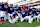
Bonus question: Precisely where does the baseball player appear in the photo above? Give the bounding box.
[33,10,40,22]
[0,3,5,24]
[9,10,19,24]
[20,9,33,23]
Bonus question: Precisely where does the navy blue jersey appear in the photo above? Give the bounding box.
[34,11,40,16]
[25,12,29,16]
[32,8,36,11]
[1,4,4,8]
[12,12,18,18]
[4,5,8,9]
[29,9,32,12]
[0,5,5,11]
[32,8,36,13]
[29,13,34,17]
[8,7,14,14]
[21,11,26,18]
[14,7,19,11]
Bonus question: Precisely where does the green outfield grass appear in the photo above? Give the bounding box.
[0,20,40,27]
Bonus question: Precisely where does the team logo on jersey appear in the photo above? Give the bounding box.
[4,5,8,8]
[36,12,39,14]
[10,8,13,10]
[0,6,1,9]
[33,9,35,11]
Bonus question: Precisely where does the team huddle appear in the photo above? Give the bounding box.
[0,2,40,24]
